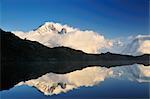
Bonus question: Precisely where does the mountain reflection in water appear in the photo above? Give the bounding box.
[0,64,149,99]
[0,78,149,99]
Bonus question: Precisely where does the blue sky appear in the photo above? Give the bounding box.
[0,0,149,38]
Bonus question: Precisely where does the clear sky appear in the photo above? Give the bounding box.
[0,0,149,38]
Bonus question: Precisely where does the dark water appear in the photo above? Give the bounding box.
[0,78,149,99]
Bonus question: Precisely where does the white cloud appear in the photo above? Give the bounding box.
[138,40,150,54]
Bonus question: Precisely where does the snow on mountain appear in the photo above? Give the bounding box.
[122,35,150,56]
[34,22,58,33]
[13,22,150,55]
[13,22,113,53]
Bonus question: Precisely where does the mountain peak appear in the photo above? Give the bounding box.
[34,22,67,34]
[34,22,58,33]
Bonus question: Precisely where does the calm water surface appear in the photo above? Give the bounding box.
[0,78,149,99]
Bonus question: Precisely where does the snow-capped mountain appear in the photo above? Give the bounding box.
[34,22,58,33]
[13,22,150,55]
[13,22,113,53]
[122,35,150,56]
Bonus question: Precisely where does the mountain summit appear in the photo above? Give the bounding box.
[35,22,57,33]
[34,22,67,34]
